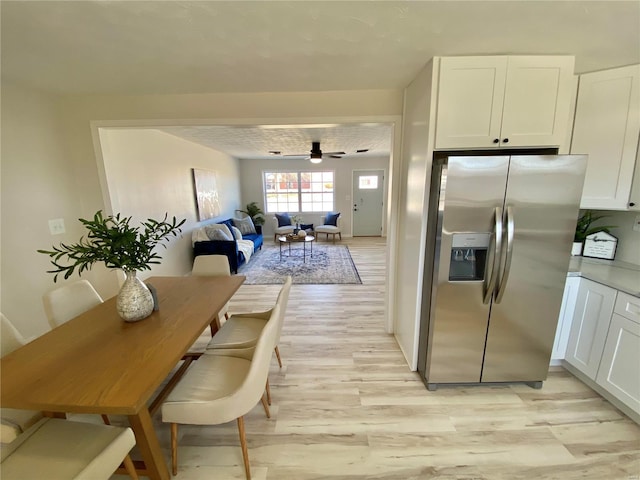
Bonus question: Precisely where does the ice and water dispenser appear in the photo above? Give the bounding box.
[448,233,490,281]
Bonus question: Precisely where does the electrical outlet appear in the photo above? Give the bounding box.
[633,214,640,233]
[48,218,66,235]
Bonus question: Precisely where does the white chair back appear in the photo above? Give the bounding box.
[275,276,292,341]
[232,303,281,416]
[191,255,231,277]
[1,314,26,357]
[43,279,103,328]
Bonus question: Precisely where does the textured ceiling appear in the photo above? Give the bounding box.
[159,123,393,160]
[3,1,638,160]
[2,1,639,96]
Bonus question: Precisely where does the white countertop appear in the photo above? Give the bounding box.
[568,256,640,297]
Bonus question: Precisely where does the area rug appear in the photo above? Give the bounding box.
[238,243,362,285]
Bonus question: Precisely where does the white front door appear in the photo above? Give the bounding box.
[352,170,384,236]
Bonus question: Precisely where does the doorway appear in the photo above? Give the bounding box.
[352,169,384,236]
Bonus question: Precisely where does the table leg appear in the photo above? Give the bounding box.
[303,241,306,263]
[279,241,282,260]
[128,407,170,480]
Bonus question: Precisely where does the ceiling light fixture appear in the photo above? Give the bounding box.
[309,152,322,164]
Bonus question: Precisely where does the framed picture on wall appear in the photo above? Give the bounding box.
[192,168,221,221]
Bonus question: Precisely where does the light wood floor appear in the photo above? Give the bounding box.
[118,237,640,479]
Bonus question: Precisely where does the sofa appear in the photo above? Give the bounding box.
[193,218,263,273]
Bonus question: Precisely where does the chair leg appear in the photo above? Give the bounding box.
[260,393,271,418]
[101,415,138,480]
[171,423,178,476]
[274,345,283,368]
[237,417,251,480]
[123,455,139,480]
[265,378,272,405]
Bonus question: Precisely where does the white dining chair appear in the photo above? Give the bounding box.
[205,276,291,365]
[162,304,281,479]
[0,417,137,480]
[191,255,232,331]
[0,313,43,445]
[205,276,291,408]
[39,284,139,478]
[42,279,103,328]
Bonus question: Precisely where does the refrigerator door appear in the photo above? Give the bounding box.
[482,155,587,382]
[426,156,509,384]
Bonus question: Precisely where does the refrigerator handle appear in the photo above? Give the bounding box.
[482,207,502,304]
[495,205,514,304]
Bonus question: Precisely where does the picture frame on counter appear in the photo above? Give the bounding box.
[582,231,618,260]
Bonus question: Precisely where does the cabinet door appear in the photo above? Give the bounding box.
[501,56,574,147]
[435,56,507,149]
[596,313,640,413]
[551,276,581,361]
[572,64,640,210]
[565,279,617,379]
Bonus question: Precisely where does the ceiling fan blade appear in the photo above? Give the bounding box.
[324,151,346,155]
[329,154,343,158]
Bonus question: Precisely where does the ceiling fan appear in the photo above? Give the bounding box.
[269,141,369,164]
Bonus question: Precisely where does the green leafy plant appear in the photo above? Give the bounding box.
[38,211,186,281]
[574,210,616,243]
[236,201,265,226]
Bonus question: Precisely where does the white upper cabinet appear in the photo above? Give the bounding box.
[435,56,574,150]
[571,64,640,210]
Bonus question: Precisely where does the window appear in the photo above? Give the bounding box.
[358,175,379,189]
[264,171,334,213]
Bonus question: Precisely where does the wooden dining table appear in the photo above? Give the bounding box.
[0,274,245,480]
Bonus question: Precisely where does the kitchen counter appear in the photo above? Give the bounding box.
[568,256,640,297]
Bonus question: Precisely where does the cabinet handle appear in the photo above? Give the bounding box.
[630,202,636,207]
[502,138,509,143]
[493,139,499,144]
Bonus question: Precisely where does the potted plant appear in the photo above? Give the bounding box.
[38,211,185,322]
[573,210,616,256]
[236,201,265,226]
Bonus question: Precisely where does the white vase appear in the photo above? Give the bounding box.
[571,242,583,256]
[117,270,154,322]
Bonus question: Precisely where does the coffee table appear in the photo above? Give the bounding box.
[278,235,315,263]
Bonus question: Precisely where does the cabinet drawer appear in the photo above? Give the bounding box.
[614,292,640,324]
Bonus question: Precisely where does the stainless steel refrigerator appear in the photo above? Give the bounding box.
[418,154,587,390]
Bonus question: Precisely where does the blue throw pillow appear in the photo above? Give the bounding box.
[275,213,292,227]
[324,212,340,226]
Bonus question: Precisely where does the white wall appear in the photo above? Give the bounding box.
[1,86,402,337]
[0,83,88,338]
[394,60,438,370]
[238,155,390,240]
[598,210,640,265]
[98,128,241,281]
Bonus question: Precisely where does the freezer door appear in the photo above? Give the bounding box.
[482,155,587,382]
[426,156,509,384]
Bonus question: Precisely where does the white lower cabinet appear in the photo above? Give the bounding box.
[565,278,617,379]
[596,313,640,412]
[551,276,581,361]
[563,279,640,422]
